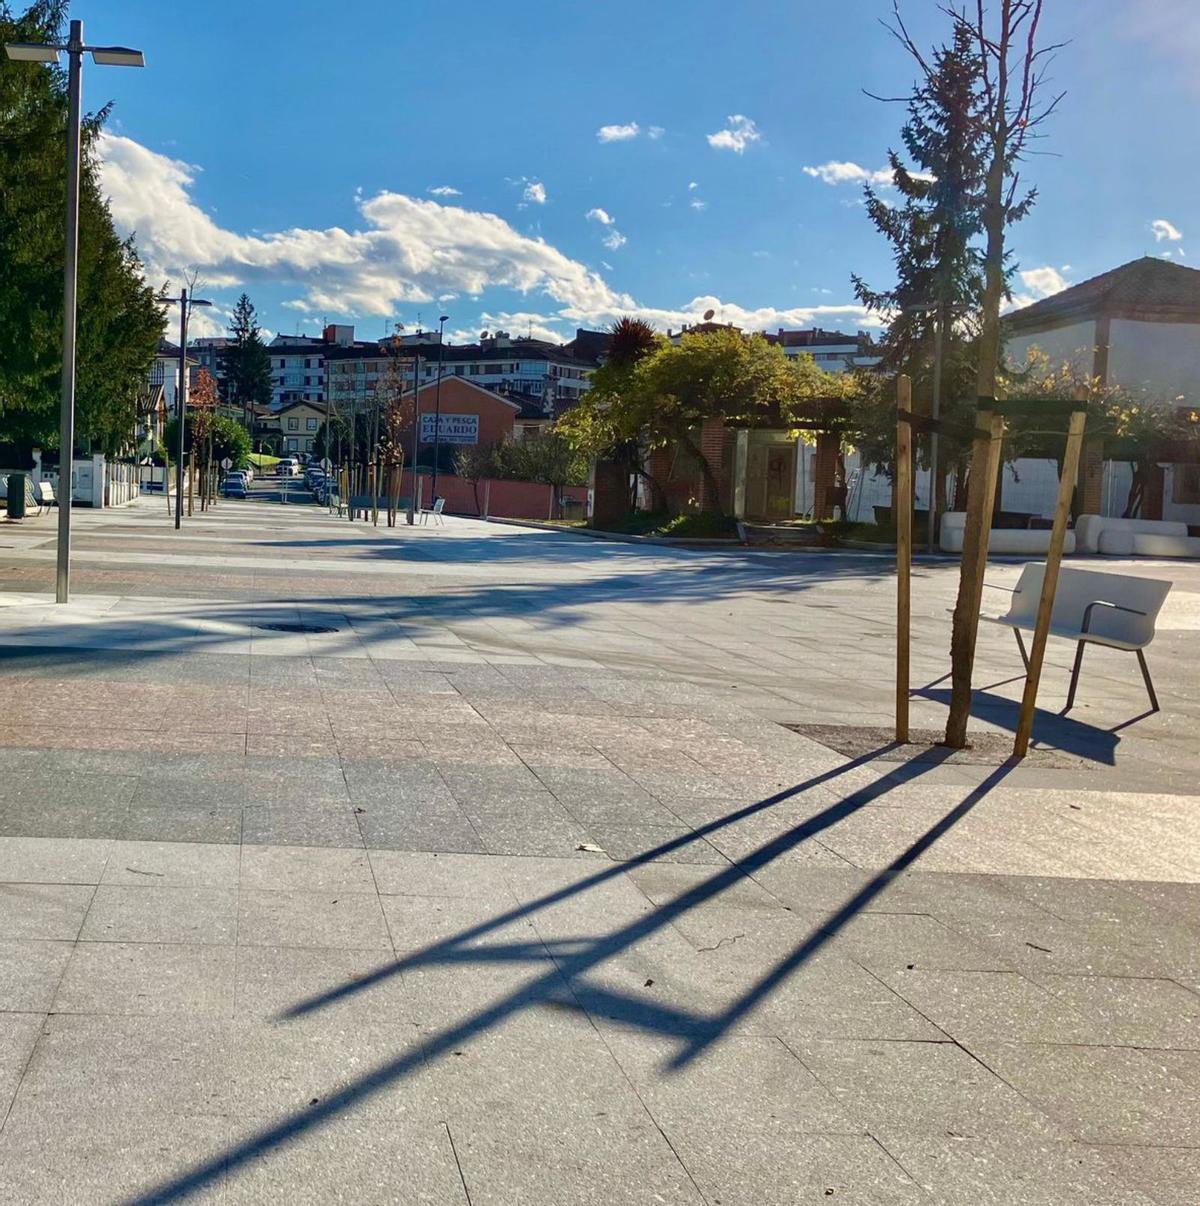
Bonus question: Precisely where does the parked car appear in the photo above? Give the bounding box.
[220,475,247,498]
[277,458,302,476]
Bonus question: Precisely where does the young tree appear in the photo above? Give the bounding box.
[219,294,273,426]
[511,432,588,519]
[938,0,1064,748]
[454,443,500,515]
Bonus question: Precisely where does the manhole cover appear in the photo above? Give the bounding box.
[784,724,1080,768]
[252,622,340,635]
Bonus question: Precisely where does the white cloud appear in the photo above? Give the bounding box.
[1152,217,1183,242]
[1007,265,1072,311]
[689,198,707,211]
[803,161,893,186]
[523,180,547,205]
[706,114,761,154]
[602,229,627,251]
[647,126,665,140]
[596,122,640,142]
[585,207,615,226]
[98,131,882,339]
[687,181,699,190]
[428,185,461,197]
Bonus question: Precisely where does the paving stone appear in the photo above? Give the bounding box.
[51,941,236,1016]
[0,1102,230,1206]
[586,822,729,865]
[968,1041,1200,1146]
[242,802,364,848]
[80,885,237,945]
[793,1038,1063,1141]
[368,850,518,900]
[0,883,94,940]
[238,888,392,950]
[0,1012,43,1117]
[884,1134,1160,1205]
[1088,1143,1200,1206]
[101,840,239,887]
[0,939,74,1011]
[666,1128,924,1206]
[356,803,484,854]
[1029,973,1200,1048]
[240,844,375,893]
[117,803,244,844]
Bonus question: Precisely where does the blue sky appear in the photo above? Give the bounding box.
[89,0,1197,345]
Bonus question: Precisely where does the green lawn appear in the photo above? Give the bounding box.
[248,453,280,470]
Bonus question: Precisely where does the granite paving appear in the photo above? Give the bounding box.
[0,494,1197,1203]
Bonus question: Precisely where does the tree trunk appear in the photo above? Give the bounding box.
[945,148,1007,749]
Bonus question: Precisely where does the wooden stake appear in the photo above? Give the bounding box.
[895,374,913,743]
[945,399,1006,748]
[1013,400,1088,757]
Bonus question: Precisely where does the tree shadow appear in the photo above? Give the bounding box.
[127,746,1014,1205]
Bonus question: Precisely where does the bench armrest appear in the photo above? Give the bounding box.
[983,581,1018,594]
[1081,599,1147,633]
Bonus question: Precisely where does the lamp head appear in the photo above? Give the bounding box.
[4,42,61,63]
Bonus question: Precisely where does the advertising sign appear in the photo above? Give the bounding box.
[420,413,479,445]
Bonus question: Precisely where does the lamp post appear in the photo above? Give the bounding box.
[408,344,421,525]
[429,315,449,502]
[158,289,212,529]
[5,21,144,603]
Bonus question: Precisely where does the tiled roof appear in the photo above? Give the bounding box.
[1007,256,1200,330]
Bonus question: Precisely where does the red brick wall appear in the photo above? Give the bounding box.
[811,432,840,520]
[395,469,586,520]
[402,377,521,447]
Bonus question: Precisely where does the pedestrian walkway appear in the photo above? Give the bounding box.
[0,497,1197,1203]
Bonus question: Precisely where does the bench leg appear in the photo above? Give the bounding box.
[1013,628,1030,672]
[1136,649,1160,713]
[1064,641,1086,713]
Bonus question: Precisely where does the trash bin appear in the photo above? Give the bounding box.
[6,472,26,520]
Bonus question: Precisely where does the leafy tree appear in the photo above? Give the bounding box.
[510,432,588,517]
[218,294,273,424]
[0,1,162,458]
[164,412,250,469]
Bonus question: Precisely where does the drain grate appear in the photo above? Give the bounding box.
[252,621,340,635]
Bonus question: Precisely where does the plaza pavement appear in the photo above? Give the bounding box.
[0,492,1197,1204]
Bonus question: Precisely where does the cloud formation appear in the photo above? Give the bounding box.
[98,132,878,338]
[428,185,461,197]
[1007,265,1072,311]
[803,161,893,186]
[596,122,640,142]
[1151,217,1182,242]
[585,207,615,226]
[522,180,547,205]
[706,114,761,153]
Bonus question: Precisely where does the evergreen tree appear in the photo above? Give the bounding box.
[218,293,273,425]
[0,0,162,458]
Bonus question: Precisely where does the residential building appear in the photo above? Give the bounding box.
[188,337,233,391]
[275,401,328,455]
[1006,256,1200,522]
[766,327,881,373]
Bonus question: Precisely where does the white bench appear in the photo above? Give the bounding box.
[1075,514,1197,558]
[36,481,56,511]
[939,511,1075,556]
[985,563,1171,712]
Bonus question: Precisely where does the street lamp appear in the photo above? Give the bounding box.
[5,20,144,602]
[158,289,213,530]
[429,315,449,502]
[901,297,968,553]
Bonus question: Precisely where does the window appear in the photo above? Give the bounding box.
[287,438,298,451]
[305,438,315,451]
[1172,465,1200,505]
[469,364,481,375]
[306,418,318,430]
[454,366,464,376]
[278,359,285,368]
[287,418,299,431]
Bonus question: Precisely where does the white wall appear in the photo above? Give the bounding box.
[1006,320,1096,377]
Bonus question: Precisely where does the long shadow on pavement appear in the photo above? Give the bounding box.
[127,747,1014,1205]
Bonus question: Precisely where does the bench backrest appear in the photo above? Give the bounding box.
[37,481,55,503]
[1004,563,1171,646]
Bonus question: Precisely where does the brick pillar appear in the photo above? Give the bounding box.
[588,458,628,528]
[1077,437,1104,516]
[812,432,840,520]
[697,417,725,511]
[646,446,671,511]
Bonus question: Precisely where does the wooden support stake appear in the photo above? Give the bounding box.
[945,400,1006,748]
[895,374,913,743]
[1013,401,1088,757]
